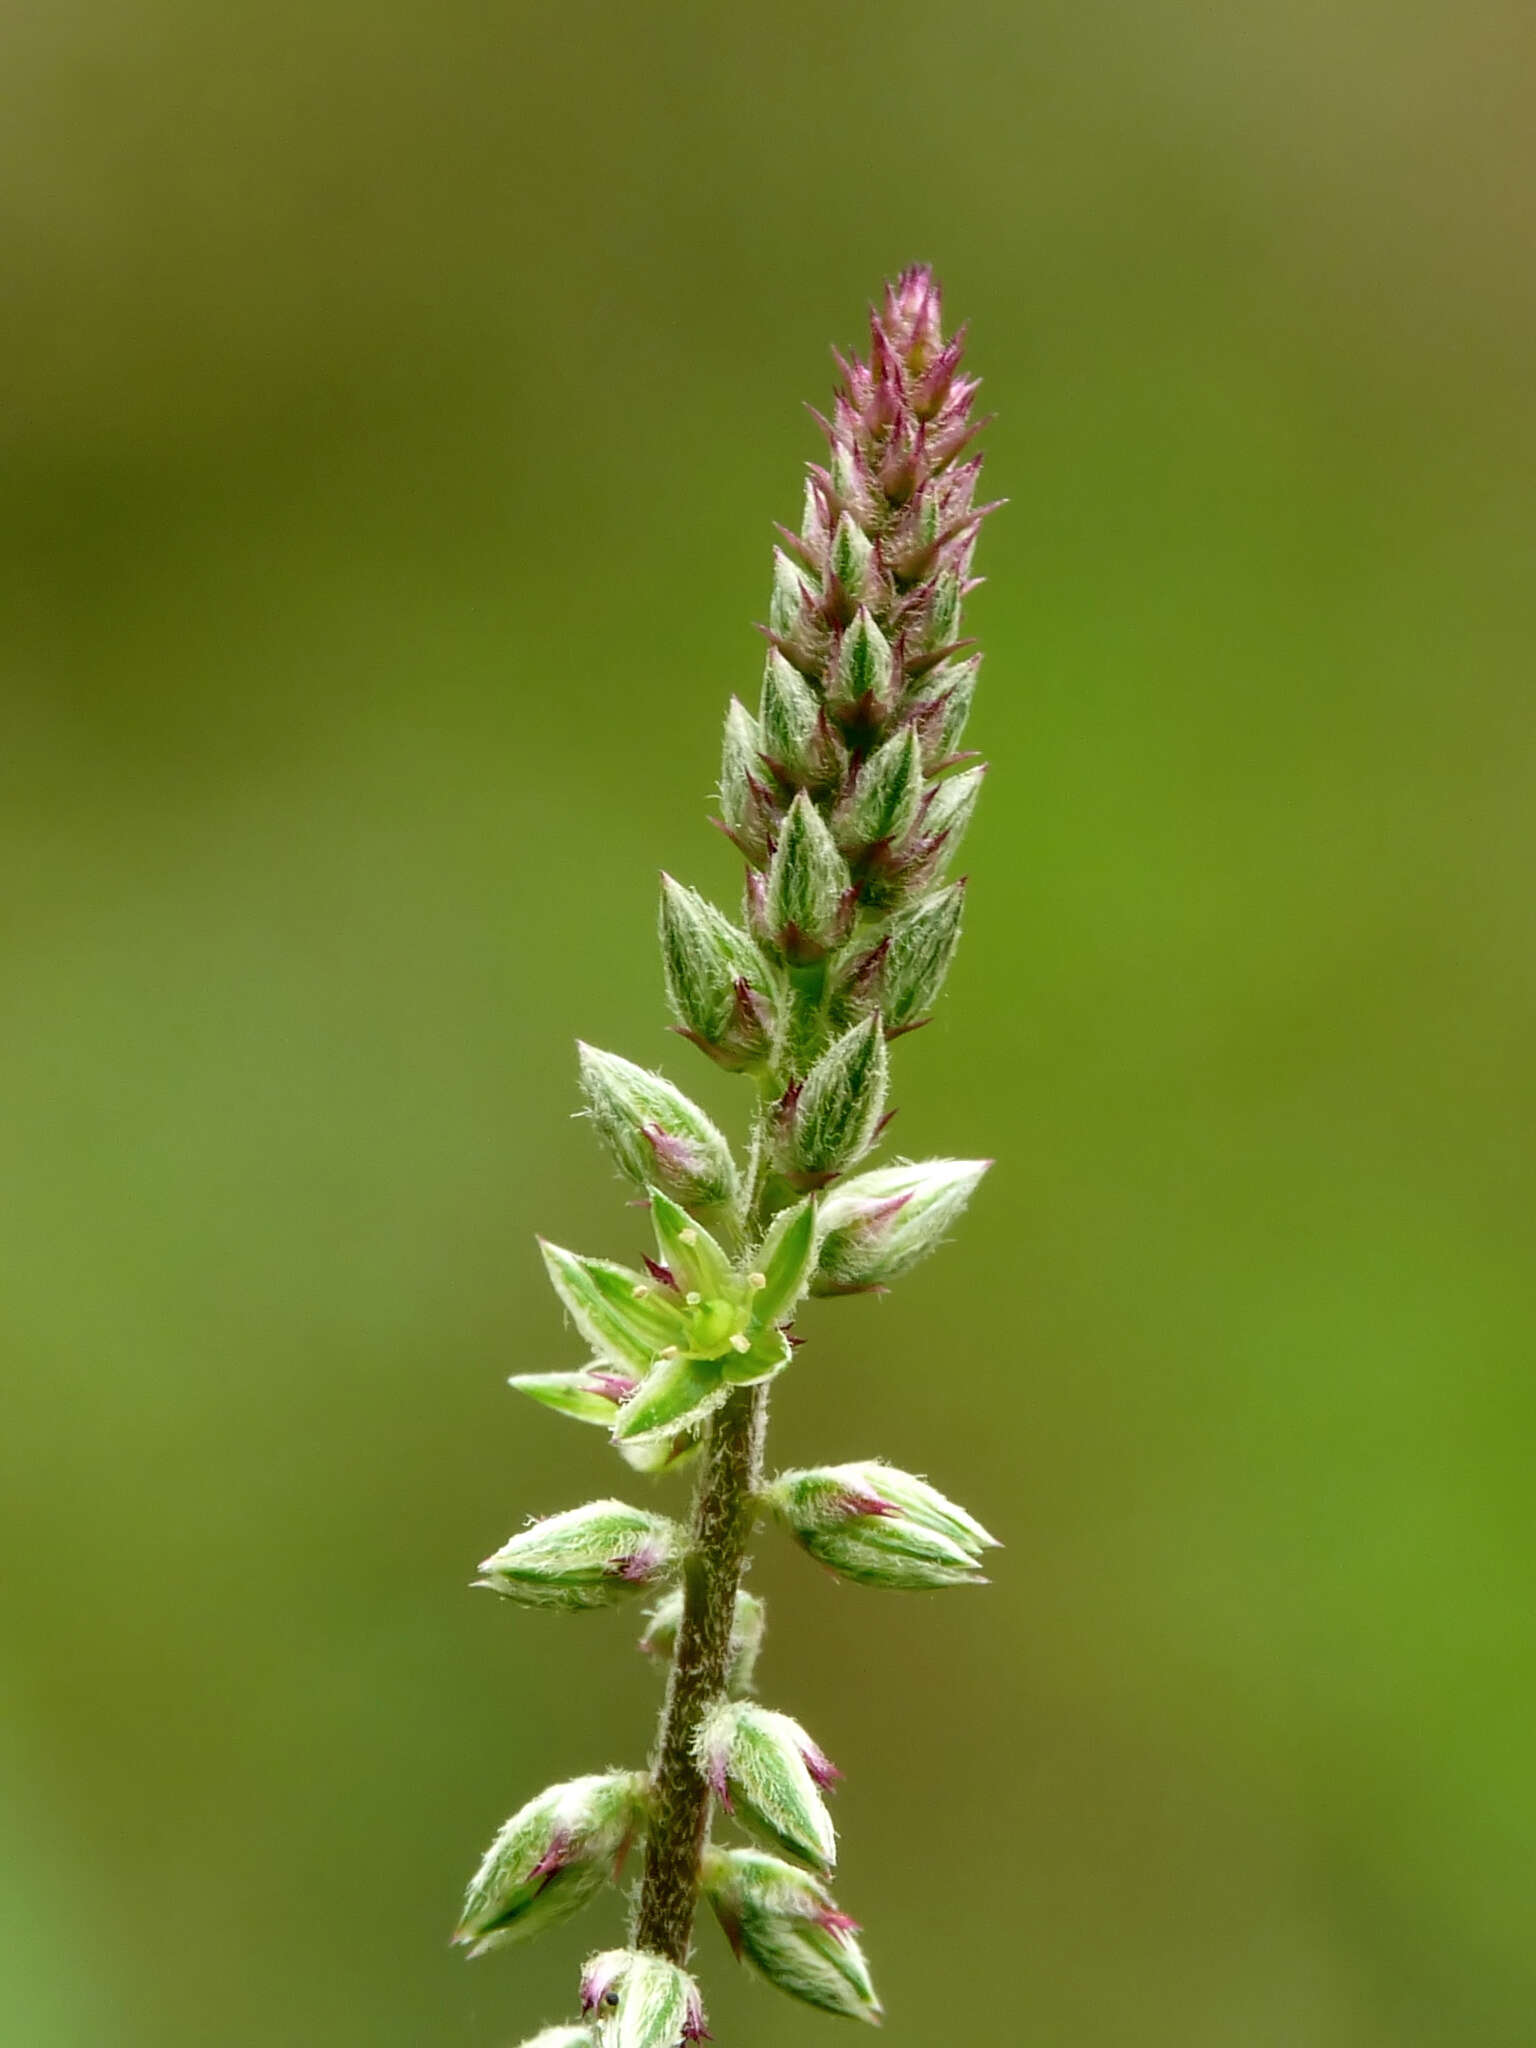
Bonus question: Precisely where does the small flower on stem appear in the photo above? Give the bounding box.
[765,1460,998,1590]
[812,1157,991,1294]
[453,1772,647,1956]
[580,1950,708,2047]
[639,1587,765,1695]
[476,1502,683,1610]
[694,1699,839,1874]
[702,1845,882,2024]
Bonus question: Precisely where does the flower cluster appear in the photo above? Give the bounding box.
[458,267,999,2047]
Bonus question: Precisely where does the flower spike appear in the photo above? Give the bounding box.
[457,267,1000,2041]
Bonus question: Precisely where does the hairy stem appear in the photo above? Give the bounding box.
[633,1379,767,1960]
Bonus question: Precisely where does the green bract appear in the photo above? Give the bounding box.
[457,267,1000,2040]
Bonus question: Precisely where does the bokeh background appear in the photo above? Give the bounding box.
[4,3,1534,2043]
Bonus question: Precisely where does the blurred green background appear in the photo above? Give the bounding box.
[4,3,1533,2042]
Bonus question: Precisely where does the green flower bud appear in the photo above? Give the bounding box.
[658,876,773,1072]
[828,510,877,610]
[476,1501,684,1610]
[833,726,925,856]
[772,1015,888,1189]
[694,1699,839,1874]
[577,1044,738,1211]
[702,1846,881,2025]
[758,649,819,776]
[718,697,779,864]
[906,655,978,769]
[881,880,966,1034]
[826,606,894,721]
[639,1587,765,1694]
[580,1950,707,2047]
[766,1460,997,1590]
[921,760,986,864]
[811,1156,989,1295]
[453,1770,647,1957]
[924,566,962,651]
[757,791,852,966]
[767,547,810,637]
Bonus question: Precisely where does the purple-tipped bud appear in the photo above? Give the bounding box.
[757,262,992,831]
[475,1501,684,1610]
[454,1772,648,1957]
[581,1950,708,2046]
[694,1700,839,1873]
[771,1015,889,1188]
[880,263,944,369]
[766,1460,998,1591]
[659,876,775,1074]
[811,1156,989,1293]
[702,1847,881,2024]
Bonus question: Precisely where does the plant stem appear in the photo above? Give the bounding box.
[632,1380,768,1960]
[634,1062,788,1955]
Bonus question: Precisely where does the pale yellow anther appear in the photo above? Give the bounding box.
[659,1346,680,1360]
[678,1227,699,1246]
[747,1272,767,1290]
[631,1285,649,1300]
[685,1290,702,1307]
[729,1333,752,1354]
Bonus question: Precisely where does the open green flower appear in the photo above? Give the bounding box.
[534,1187,819,1453]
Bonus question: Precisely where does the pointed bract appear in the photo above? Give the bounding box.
[746,1196,820,1327]
[613,1353,731,1446]
[540,1241,690,1371]
[509,1366,640,1426]
[647,1188,735,1301]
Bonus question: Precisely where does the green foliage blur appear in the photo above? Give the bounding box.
[4,4,1533,2042]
